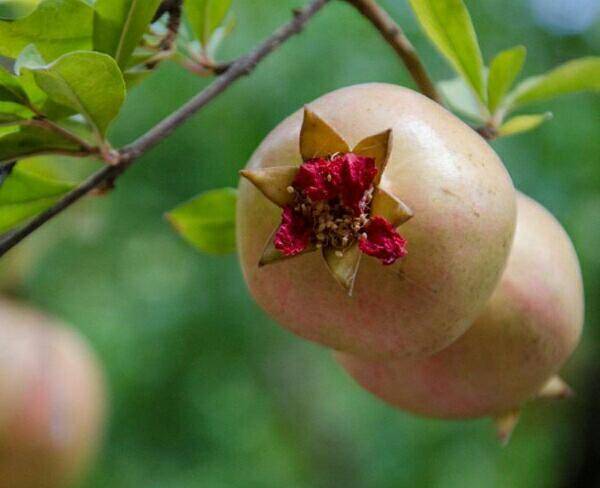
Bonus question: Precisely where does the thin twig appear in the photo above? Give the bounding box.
[146,0,183,69]
[475,125,498,141]
[120,0,330,162]
[152,0,180,22]
[344,0,442,104]
[0,0,331,257]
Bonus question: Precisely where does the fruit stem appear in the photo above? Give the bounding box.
[344,0,443,104]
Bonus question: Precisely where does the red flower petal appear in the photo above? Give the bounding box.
[293,157,342,201]
[339,153,378,215]
[274,206,312,256]
[359,216,407,265]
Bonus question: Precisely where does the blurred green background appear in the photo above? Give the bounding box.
[6,0,600,486]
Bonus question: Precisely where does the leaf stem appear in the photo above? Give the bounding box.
[28,118,98,154]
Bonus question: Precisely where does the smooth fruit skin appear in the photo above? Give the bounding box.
[0,299,106,488]
[238,83,516,359]
[336,193,584,418]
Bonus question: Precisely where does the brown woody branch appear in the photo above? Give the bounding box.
[0,0,331,257]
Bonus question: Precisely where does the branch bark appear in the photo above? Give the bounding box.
[344,0,442,104]
[0,0,331,257]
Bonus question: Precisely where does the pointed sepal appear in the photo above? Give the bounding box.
[493,409,521,446]
[537,376,574,400]
[300,107,350,161]
[322,243,362,296]
[353,129,393,184]
[258,228,317,267]
[240,166,298,208]
[371,188,413,227]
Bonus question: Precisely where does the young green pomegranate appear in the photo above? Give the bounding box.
[0,299,106,488]
[336,192,584,441]
[237,83,516,359]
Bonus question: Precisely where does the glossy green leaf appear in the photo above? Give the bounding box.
[0,0,93,60]
[94,0,162,68]
[409,0,486,102]
[30,51,125,137]
[185,0,233,47]
[510,57,600,108]
[498,112,553,137]
[487,45,526,113]
[13,44,74,119]
[167,187,237,255]
[0,66,29,105]
[0,125,81,162]
[0,164,74,233]
[0,0,39,20]
[438,76,487,122]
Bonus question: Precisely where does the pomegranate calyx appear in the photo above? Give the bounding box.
[371,187,414,227]
[537,375,574,400]
[322,243,363,295]
[300,107,350,161]
[243,108,414,294]
[239,166,297,208]
[494,409,521,446]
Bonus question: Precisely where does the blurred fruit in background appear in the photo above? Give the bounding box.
[0,299,106,488]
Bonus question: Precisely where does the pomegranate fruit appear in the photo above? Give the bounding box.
[237,83,516,358]
[0,299,106,488]
[336,193,584,439]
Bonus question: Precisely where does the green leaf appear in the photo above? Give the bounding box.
[14,44,75,119]
[0,0,93,61]
[408,0,486,102]
[18,153,100,182]
[438,76,487,122]
[0,0,40,20]
[205,11,235,59]
[167,187,237,255]
[510,57,600,108]
[0,112,26,126]
[185,0,233,47]
[94,0,162,68]
[0,66,29,105]
[29,51,125,137]
[498,112,553,137]
[0,164,74,233]
[487,45,526,114]
[0,125,81,162]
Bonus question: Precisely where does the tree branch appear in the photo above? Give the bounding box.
[0,0,331,257]
[344,0,442,104]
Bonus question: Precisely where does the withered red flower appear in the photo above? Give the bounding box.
[274,206,312,255]
[339,153,378,215]
[293,157,342,201]
[359,216,408,265]
[276,155,407,264]
[293,154,377,213]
